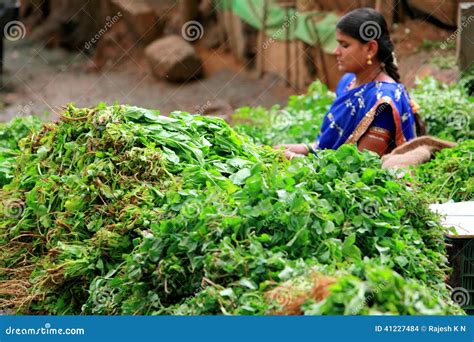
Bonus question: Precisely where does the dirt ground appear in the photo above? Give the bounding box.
[0,19,459,123]
[392,19,459,86]
[0,38,294,122]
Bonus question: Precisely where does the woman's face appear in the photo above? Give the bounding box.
[335,30,372,73]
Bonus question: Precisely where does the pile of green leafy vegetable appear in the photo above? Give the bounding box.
[302,259,459,315]
[0,104,463,315]
[413,140,474,203]
[411,77,474,142]
[0,116,42,187]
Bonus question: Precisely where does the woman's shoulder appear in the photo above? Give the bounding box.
[377,73,396,84]
[373,73,406,90]
[339,73,356,87]
[368,79,410,104]
[336,73,355,96]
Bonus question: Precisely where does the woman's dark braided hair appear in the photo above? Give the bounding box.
[336,7,400,82]
[336,8,426,135]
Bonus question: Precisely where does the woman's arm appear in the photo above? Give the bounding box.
[278,144,309,154]
[274,143,311,160]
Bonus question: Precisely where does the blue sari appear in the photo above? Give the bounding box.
[315,73,416,150]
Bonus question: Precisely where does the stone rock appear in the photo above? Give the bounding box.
[111,0,165,45]
[145,35,202,82]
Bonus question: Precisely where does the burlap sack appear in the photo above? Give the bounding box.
[381,136,457,169]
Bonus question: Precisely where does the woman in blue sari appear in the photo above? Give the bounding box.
[280,8,424,159]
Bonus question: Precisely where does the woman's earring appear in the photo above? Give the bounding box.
[367,56,373,65]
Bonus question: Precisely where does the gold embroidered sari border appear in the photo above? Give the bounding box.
[344,96,406,146]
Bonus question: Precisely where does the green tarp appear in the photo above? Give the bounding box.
[216,0,339,54]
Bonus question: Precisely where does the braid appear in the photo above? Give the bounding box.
[384,59,401,83]
[378,38,426,135]
[377,37,401,83]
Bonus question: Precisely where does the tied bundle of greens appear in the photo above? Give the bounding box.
[413,140,474,203]
[0,103,463,315]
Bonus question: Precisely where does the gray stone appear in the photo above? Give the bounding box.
[145,35,202,82]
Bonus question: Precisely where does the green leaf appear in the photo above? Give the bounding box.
[342,234,361,260]
[361,168,377,184]
[219,288,235,298]
[323,220,335,233]
[239,278,257,290]
[325,164,338,178]
[229,168,251,185]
